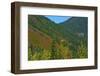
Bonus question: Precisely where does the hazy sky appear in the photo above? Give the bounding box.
[45,16,71,24]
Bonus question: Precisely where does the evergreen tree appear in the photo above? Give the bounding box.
[59,40,72,59]
[77,40,88,58]
[50,39,57,59]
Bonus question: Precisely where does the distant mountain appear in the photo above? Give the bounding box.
[60,17,88,35]
[57,17,88,43]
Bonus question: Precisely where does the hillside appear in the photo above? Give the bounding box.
[28,26,52,50]
[28,15,64,40]
[58,17,88,58]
